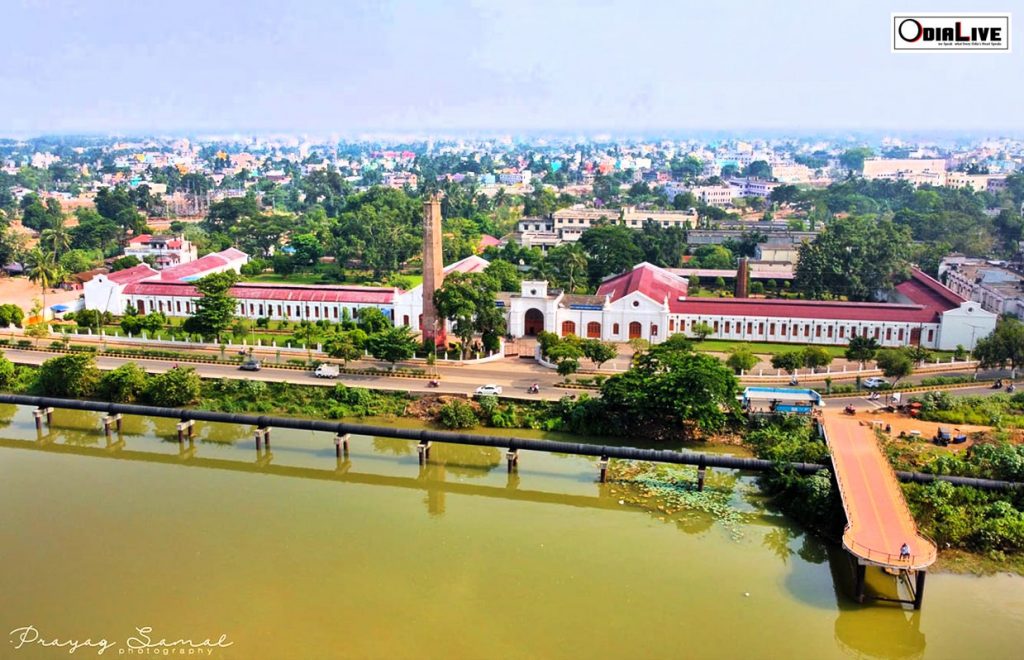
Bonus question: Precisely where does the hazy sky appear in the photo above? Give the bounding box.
[1,0,1019,134]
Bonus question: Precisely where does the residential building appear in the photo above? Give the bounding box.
[123,234,198,270]
[941,257,1024,318]
[862,158,947,186]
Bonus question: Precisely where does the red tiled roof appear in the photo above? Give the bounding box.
[159,248,247,281]
[107,264,158,284]
[669,297,940,323]
[443,255,490,274]
[597,263,689,304]
[128,234,152,244]
[123,281,396,304]
[895,268,965,308]
[477,234,501,247]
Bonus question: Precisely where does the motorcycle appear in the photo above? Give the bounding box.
[528,383,540,394]
[844,405,856,415]
[1008,383,1017,393]
[427,379,440,388]
[992,379,1003,390]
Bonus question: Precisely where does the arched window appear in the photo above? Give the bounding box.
[613,323,620,335]
[628,321,642,339]
[561,320,577,336]
[403,315,410,326]
[586,321,601,338]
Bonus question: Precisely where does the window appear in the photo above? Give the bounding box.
[874,328,880,339]
[137,301,145,314]
[314,307,320,318]
[747,322,753,334]
[176,301,181,313]
[816,325,822,338]
[277,305,282,317]
[586,321,601,338]
[713,321,720,332]
[561,320,576,336]
[769,323,775,335]
[839,326,845,338]
[780,324,787,336]
[650,324,658,336]
[669,320,675,332]
[927,329,934,342]
[403,315,410,326]
[827,326,833,338]
[758,322,764,334]
[333,307,339,319]
[628,321,642,339]
[898,328,904,341]
[886,328,892,341]
[613,323,620,335]
[724,321,730,334]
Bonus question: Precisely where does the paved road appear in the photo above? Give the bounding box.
[3,349,570,401]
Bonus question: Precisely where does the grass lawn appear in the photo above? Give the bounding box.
[243,273,330,285]
[695,340,848,356]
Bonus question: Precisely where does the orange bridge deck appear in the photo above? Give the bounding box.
[821,416,937,570]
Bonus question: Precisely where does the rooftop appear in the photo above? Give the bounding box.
[597,262,689,304]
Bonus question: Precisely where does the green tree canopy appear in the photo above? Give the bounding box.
[182,271,238,341]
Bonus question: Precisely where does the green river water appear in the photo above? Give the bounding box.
[0,404,1022,659]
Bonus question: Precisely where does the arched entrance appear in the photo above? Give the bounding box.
[524,308,544,336]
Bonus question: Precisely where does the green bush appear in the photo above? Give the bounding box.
[37,353,100,397]
[144,367,201,407]
[98,363,149,403]
[0,353,15,389]
[437,399,478,429]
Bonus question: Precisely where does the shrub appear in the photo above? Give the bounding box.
[37,353,100,397]
[437,399,478,429]
[0,353,15,389]
[98,363,149,403]
[144,367,201,407]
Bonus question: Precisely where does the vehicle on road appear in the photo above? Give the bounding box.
[239,359,262,372]
[475,384,503,396]
[862,377,889,389]
[313,364,340,379]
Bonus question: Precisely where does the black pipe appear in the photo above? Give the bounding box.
[2,394,1022,491]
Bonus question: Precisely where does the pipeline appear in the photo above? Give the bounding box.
[2,393,1022,491]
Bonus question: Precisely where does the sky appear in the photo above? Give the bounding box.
[0,0,1020,135]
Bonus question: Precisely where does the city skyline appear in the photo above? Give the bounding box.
[1,0,1019,135]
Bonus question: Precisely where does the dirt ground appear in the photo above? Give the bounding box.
[0,276,83,316]
[822,407,992,453]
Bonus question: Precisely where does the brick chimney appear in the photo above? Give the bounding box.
[735,257,750,298]
[421,194,445,345]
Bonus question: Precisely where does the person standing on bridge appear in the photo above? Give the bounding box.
[900,542,911,560]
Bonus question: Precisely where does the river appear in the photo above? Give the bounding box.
[0,404,1021,659]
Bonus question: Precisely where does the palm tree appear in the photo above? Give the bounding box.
[41,214,71,259]
[25,248,64,315]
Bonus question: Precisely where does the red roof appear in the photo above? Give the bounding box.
[477,234,501,248]
[128,234,152,244]
[124,281,396,305]
[443,255,490,274]
[894,269,965,308]
[159,248,247,281]
[107,264,158,284]
[670,297,940,322]
[597,263,689,304]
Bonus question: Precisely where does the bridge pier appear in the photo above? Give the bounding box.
[913,570,926,610]
[418,440,432,465]
[506,449,519,473]
[697,455,707,491]
[177,420,195,444]
[855,562,866,604]
[34,406,54,431]
[335,434,350,458]
[598,455,610,483]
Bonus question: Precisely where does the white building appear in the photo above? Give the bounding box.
[123,234,198,270]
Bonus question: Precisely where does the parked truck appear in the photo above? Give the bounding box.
[313,364,340,379]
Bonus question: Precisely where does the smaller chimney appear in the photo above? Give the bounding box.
[735,258,750,298]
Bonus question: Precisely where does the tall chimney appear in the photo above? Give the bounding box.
[735,257,750,298]
[421,194,445,346]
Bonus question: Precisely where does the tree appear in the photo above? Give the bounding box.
[844,335,880,367]
[582,339,617,369]
[484,260,520,292]
[973,318,1024,376]
[771,351,804,376]
[437,399,478,429]
[801,346,833,372]
[692,245,734,269]
[38,353,99,397]
[434,272,505,357]
[546,336,584,376]
[579,224,643,286]
[367,325,418,370]
[875,349,913,388]
[690,321,714,341]
[796,215,912,300]
[600,342,739,440]
[0,304,25,328]
[745,160,772,179]
[40,213,71,258]
[0,352,16,389]
[546,243,589,292]
[905,345,933,366]
[356,306,393,335]
[726,346,759,374]
[59,249,100,274]
[144,367,201,406]
[110,255,142,271]
[98,363,148,403]
[292,320,321,359]
[324,331,364,366]
[839,148,874,172]
[182,271,238,341]
[24,248,64,313]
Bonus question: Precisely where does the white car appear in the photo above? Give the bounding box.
[862,377,889,388]
[475,384,503,396]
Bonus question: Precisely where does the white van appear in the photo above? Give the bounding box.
[313,364,340,379]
